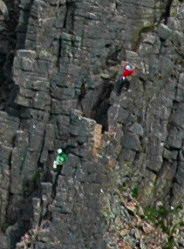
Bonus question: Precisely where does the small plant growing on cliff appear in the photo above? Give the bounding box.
[31,169,41,182]
[131,186,139,198]
[143,204,183,248]
[163,235,175,249]
[1,222,9,232]
[144,204,168,226]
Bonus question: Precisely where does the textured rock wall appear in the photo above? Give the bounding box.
[0,0,184,248]
[108,1,184,206]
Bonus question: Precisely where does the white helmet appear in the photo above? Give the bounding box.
[57,148,62,154]
[125,64,132,70]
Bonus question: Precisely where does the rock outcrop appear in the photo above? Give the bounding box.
[0,0,184,248]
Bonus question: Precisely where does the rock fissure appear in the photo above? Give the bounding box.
[91,81,114,132]
[63,0,76,33]
[169,151,181,205]
[163,0,174,24]
[77,79,87,111]
[16,0,34,49]
[0,0,20,109]
[51,168,62,199]
[56,36,62,69]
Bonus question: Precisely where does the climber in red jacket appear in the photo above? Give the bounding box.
[114,63,135,96]
[121,63,135,79]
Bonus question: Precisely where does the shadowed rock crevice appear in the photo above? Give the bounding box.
[0,0,20,109]
[52,167,62,199]
[16,0,34,49]
[105,46,124,66]
[78,80,87,111]
[168,152,181,204]
[6,195,34,249]
[91,81,114,132]
[158,0,174,24]
[163,0,174,24]
[56,36,62,68]
[63,0,76,33]
[7,220,31,249]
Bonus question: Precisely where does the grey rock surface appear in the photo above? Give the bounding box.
[0,0,183,248]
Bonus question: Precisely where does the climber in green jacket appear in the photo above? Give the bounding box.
[53,148,67,169]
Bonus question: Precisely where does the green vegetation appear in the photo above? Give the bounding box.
[144,204,168,225]
[118,183,139,198]
[31,169,41,182]
[138,24,155,35]
[2,222,9,231]
[101,194,116,221]
[163,235,175,249]
[143,204,183,249]
[131,186,139,198]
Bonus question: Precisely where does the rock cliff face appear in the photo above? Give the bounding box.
[0,0,184,248]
